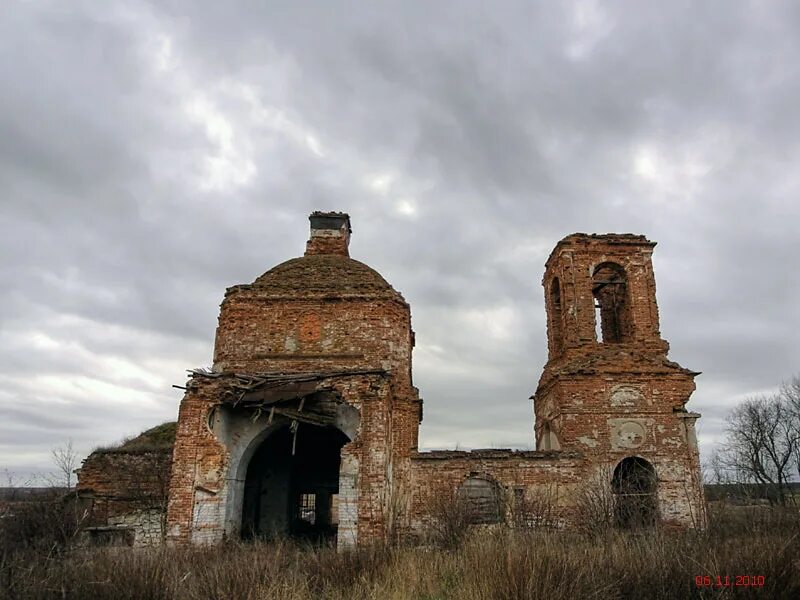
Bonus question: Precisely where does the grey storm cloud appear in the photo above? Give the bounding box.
[1,0,799,478]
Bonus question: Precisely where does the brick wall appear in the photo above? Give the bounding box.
[532,233,706,528]
[76,449,171,542]
[406,450,586,535]
[166,213,421,546]
[158,223,706,546]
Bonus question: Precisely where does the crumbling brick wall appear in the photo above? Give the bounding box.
[533,233,706,528]
[166,370,403,546]
[76,448,172,544]
[166,212,422,548]
[152,221,707,547]
[73,220,707,548]
[405,450,586,536]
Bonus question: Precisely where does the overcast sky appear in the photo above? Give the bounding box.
[2,0,799,481]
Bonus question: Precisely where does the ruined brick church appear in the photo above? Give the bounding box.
[77,211,705,547]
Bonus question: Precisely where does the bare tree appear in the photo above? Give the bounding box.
[51,439,78,489]
[715,392,799,506]
[780,375,800,482]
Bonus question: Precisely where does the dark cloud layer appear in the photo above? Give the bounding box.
[2,0,798,478]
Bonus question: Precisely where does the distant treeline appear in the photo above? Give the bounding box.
[705,482,800,503]
[0,487,67,501]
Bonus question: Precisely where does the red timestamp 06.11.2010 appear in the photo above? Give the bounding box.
[695,575,765,588]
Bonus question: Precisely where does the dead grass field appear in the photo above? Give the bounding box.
[1,501,798,599]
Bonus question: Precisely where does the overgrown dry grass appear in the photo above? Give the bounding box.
[91,422,177,454]
[2,502,798,599]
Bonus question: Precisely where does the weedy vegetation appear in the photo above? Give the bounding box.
[1,492,798,600]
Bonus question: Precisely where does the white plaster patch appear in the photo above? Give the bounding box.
[284,335,298,352]
[608,418,652,450]
[338,451,359,550]
[609,384,644,407]
[108,509,164,546]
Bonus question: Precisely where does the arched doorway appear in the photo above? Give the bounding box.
[241,424,349,542]
[611,456,658,528]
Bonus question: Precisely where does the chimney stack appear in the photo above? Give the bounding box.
[305,211,351,257]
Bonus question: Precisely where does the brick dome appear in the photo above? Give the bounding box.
[251,254,404,301]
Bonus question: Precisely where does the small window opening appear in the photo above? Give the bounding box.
[594,301,603,341]
[549,278,564,353]
[298,493,316,525]
[592,262,632,343]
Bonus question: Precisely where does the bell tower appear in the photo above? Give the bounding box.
[533,234,705,526]
[543,233,669,358]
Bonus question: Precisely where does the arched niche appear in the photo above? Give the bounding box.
[458,475,503,525]
[539,420,561,451]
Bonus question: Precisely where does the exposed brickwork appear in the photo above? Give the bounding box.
[85,218,706,547]
[407,450,586,533]
[532,233,705,527]
[304,211,351,257]
[76,449,172,544]
[165,212,420,547]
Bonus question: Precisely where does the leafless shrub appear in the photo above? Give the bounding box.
[426,488,473,550]
[706,501,800,538]
[508,486,559,529]
[380,480,410,547]
[1,506,799,599]
[0,489,91,599]
[573,466,616,536]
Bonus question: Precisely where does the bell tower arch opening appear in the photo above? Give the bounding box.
[592,262,632,343]
[241,424,349,543]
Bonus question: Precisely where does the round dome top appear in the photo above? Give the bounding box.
[249,254,404,300]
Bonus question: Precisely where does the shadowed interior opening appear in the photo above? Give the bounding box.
[592,262,632,343]
[611,456,658,528]
[241,425,348,542]
[549,278,564,354]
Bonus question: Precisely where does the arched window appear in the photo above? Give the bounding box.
[611,456,658,528]
[592,262,632,343]
[549,278,564,354]
[458,476,502,524]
